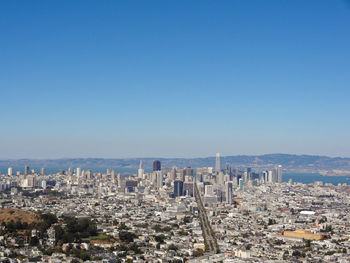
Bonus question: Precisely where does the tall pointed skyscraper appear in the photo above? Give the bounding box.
[138,160,144,178]
[215,153,221,173]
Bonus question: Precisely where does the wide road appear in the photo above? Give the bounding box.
[194,183,219,254]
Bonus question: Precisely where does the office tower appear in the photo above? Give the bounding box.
[58,169,65,175]
[138,160,144,178]
[215,153,221,173]
[224,174,230,184]
[156,171,163,188]
[151,172,157,185]
[243,171,248,182]
[162,167,169,176]
[239,178,243,190]
[216,188,223,203]
[267,170,273,183]
[117,173,123,188]
[111,170,116,184]
[86,170,93,179]
[262,171,268,183]
[198,174,203,183]
[205,185,214,196]
[177,168,185,181]
[277,165,282,183]
[40,168,46,176]
[231,175,236,186]
[7,167,13,176]
[170,167,176,181]
[153,160,161,171]
[193,174,197,192]
[67,167,73,176]
[217,172,225,186]
[174,180,184,197]
[184,167,193,176]
[76,168,81,177]
[246,168,252,181]
[27,175,36,187]
[225,182,233,204]
[24,165,30,176]
[183,182,194,196]
[272,168,277,183]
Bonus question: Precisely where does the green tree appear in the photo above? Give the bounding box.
[168,244,178,251]
[119,231,136,243]
[29,236,39,246]
[193,248,204,257]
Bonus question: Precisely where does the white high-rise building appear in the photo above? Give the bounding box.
[217,171,225,186]
[111,170,116,183]
[272,168,277,183]
[268,170,273,183]
[243,171,248,182]
[117,173,123,188]
[76,168,81,177]
[8,167,13,176]
[205,185,214,196]
[215,153,221,173]
[138,160,144,179]
[277,165,282,183]
[27,175,36,187]
[156,171,163,189]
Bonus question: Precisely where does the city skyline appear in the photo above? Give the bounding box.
[1,1,350,159]
[1,1,350,262]
[0,155,349,261]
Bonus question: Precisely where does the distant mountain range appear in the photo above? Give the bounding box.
[1,154,350,175]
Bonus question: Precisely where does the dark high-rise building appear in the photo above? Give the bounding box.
[174,180,184,197]
[225,182,233,204]
[153,160,161,171]
[184,167,193,176]
[24,165,30,176]
[183,182,194,197]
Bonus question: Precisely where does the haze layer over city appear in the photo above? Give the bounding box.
[0,1,349,263]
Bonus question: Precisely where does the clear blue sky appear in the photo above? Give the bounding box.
[1,0,350,159]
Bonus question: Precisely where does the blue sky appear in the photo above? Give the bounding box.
[1,0,350,158]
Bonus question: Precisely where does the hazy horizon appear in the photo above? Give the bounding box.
[1,152,350,160]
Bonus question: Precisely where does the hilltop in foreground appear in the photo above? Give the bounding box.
[0,208,40,225]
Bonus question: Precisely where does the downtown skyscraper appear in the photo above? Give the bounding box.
[215,153,221,173]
